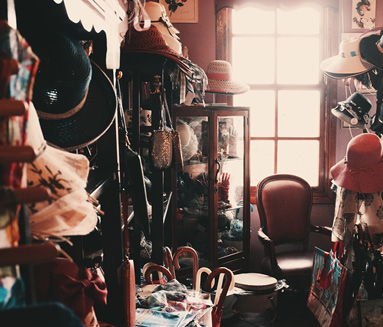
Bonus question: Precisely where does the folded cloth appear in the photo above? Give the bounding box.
[26,102,98,238]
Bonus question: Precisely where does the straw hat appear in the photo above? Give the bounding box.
[331,92,372,129]
[330,133,383,193]
[320,37,374,77]
[205,60,250,94]
[121,25,191,75]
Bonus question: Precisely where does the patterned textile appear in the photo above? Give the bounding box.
[331,186,383,269]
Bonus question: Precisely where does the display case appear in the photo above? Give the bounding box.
[171,105,250,276]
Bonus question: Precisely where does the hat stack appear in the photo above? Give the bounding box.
[121,25,191,75]
[205,60,250,94]
[144,1,182,55]
[320,36,374,79]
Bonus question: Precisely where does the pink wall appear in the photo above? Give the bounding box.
[173,0,216,72]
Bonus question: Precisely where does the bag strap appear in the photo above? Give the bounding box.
[160,89,174,130]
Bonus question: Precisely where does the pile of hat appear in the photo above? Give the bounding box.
[121,2,191,75]
[320,29,383,131]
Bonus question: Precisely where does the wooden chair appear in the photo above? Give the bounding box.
[256,174,332,292]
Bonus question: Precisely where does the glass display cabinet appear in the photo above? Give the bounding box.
[170,105,250,276]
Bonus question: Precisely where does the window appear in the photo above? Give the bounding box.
[216,3,337,203]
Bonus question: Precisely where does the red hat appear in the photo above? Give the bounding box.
[120,25,191,75]
[330,133,383,193]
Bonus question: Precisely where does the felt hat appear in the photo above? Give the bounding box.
[30,32,117,151]
[144,1,180,39]
[206,60,250,94]
[120,25,191,75]
[320,37,374,77]
[330,133,383,193]
[360,33,383,70]
[331,92,372,129]
[26,103,98,238]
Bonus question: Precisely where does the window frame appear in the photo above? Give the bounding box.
[215,4,338,204]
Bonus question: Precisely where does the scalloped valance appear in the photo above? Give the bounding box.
[216,0,339,12]
[53,0,126,69]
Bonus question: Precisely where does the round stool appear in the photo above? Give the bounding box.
[234,273,278,314]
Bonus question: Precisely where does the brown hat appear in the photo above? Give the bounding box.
[120,25,191,75]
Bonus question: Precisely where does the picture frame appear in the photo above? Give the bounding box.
[351,0,376,30]
[159,0,198,23]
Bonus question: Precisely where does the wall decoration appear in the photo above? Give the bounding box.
[160,0,198,23]
[351,0,376,30]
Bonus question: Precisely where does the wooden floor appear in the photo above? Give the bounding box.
[221,290,320,327]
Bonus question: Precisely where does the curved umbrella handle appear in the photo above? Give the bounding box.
[144,264,173,284]
[205,267,234,327]
[173,246,199,289]
[163,246,176,279]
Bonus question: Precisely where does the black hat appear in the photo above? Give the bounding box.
[360,33,383,71]
[31,32,117,150]
[331,92,372,129]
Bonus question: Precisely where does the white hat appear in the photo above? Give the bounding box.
[144,2,180,39]
[206,60,250,94]
[320,37,374,77]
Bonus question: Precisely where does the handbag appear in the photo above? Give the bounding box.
[162,92,184,172]
[307,247,348,327]
[151,88,184,171]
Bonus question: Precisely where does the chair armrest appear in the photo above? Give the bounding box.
[311,224,332,237]
[257,228,272,244]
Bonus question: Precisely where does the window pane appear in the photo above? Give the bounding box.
[277,37,320,84]
[277,7,320,35]
[235,90,275,137]
[277,140,319,186]
[233,37,275,84]
[233,8,275,34]
[250,140,274,186]
[278,91,320,137]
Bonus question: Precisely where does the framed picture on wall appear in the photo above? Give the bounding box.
[159,0,198,23]
[351,0,376,30]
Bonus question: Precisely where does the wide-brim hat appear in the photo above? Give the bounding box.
[121,25,191,75]
[144,1,180,38]
[26,103,98,237]
[36,60,117,151]
[206,60,250,94]
[360,33,383,71]
[331,92,372,129]
[330,133,383,193]
[320,37,375,77]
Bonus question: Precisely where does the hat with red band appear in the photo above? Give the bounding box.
[206,60,249,94]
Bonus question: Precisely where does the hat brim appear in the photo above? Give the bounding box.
[331,107,366,129]
[330,159,383,193]
[320,52,374,76]
[323,70,370,80]
[360,34,383,70]
[121,48,191,75]
[206,79,250,94]
[38,61,117,151]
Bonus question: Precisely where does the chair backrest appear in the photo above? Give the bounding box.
[256,174,313,246]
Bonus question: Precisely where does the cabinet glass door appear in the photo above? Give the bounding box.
[176,116,210,267]
[216,115,245,259]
